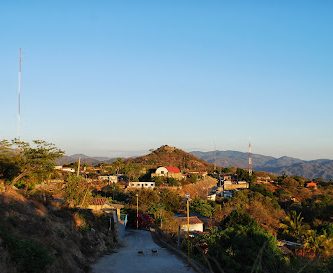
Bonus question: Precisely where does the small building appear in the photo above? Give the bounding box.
[256,176,274,184]
[88,197,113,211]
[152,166,184,180]
[306,181,318,189]
[175,216,204,232]
[223,181,249,191]
[207,193,216,201]
[54,166,75,173]
[98,175,118,184]
[127,181,155,189]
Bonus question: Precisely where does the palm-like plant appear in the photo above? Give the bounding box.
[280,210,304,242]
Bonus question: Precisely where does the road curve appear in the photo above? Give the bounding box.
[92,229,195,273]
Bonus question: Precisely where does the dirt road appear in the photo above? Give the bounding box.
[92,229,195,273]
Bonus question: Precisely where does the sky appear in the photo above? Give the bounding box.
[0,0,332,159]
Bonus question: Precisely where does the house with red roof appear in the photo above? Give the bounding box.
[306,181,318,189]
[153,166,184,180]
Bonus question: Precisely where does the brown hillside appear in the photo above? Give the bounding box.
[127,145,212,171]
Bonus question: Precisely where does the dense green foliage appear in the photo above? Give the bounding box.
[63,175,92,207]
[194,211,286,273]
[190,198,216,217]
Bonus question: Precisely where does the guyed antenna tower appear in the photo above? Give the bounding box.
[248,139,253,177]
[17,48,22,140]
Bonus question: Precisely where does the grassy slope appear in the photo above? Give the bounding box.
[0,188,116,273]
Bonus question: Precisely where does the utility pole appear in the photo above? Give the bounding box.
[185,193,190,262]
[77,157,81,177]
[17,48,22,140]
[136,193,139,229]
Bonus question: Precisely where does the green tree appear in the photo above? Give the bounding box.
[0,139,64,188]
[190,198,215,217]
[63,175,92,207]
[197,211,286,273]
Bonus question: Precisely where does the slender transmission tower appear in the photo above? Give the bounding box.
[248,140,253,177]
[17,48,22,140]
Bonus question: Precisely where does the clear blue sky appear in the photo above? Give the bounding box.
[1,0,332,159]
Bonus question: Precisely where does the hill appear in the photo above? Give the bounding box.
[56,154,117,166]
[192,150,333,180]
[128,145,211,171]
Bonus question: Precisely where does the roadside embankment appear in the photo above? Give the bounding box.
[0,188,117,273]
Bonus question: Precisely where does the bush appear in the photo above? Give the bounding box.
[0,227,53,273]
[196,211,286,273]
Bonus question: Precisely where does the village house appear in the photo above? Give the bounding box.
[152,166,184,180]
[54,166,75,173]
[88,197,114,211]
[223,180,249,191]
[127,181,155,189]
[306,181,318,189]
[175,216,204,232]
[98,175,118,184]
[256,175,274,184]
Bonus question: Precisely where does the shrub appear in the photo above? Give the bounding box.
[0,227,53,273]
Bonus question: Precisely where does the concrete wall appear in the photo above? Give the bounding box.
[180,223,203,232]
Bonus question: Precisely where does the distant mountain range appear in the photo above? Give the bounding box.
[191,150,333,181]
[56,148,333,180]
[56,154,117,166]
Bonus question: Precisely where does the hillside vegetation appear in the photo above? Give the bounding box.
[128,145,211,171]
[0,188,116,273]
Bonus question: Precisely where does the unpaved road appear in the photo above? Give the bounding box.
[92,230,195,273]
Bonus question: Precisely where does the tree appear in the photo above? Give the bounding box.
[190,198,215,217]
[63,175,92,207]
[0,139,64,188]
[196,211,286,273]
[0,140,20,181]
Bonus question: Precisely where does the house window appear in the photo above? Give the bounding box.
[161,171,164,174]
[150,183,154,187]
[145,184,148,186]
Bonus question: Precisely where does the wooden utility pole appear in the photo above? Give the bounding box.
[77,157,81,177]
[185,193,190,262]
[136,193,139,229]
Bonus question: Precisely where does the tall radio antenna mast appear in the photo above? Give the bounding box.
[248,139,253,177]
[17,48,22,140]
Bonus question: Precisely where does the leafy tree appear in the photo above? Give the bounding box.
[0,140,64,188]
[190,198,215,217]
[166,177,181,186]
[236,168,254,183]
[197,211,286,273]
[122,163,143,181]
[63,175,92,207]
[0,140,20,181]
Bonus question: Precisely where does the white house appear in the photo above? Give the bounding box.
[153,166,184,180]
[98,175,118,184]
[176,216,204,232]
[54,166,75,173]
[127,181,155,189]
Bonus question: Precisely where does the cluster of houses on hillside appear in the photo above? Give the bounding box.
[207,173,250,200]
[54,164,205,190]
